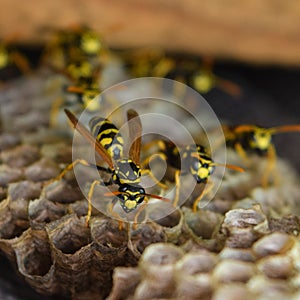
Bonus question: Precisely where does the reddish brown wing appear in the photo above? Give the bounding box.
[64,109,114,169]
[127,109,142,165]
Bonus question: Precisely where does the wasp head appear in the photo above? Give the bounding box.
[250,128,272,153]
[117,184,145,213]
[190,155,215,183]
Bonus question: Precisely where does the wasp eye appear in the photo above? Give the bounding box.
[192,160,200,170]
[137,197,143,204]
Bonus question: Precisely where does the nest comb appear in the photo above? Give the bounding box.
[0,72,300,299]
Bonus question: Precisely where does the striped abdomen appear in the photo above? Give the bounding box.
[89,116,123,160]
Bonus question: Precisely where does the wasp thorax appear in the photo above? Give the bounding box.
[114,159,141,185]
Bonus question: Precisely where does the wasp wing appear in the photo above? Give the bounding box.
[64,109,114,169]
[127,109,142,165]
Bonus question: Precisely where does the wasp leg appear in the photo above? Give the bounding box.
[141,140,161,154]
[86,179,102,226]
[261,144,278,188]
[133,198,148,229]
[235,143,250,165]
[49,97,64,127]
[141,152,166,168]
[173,170,181,208]
[107,199,124,230]
[10,51,32,74]
[192,181,214,212]
[83,171,113,226]
[141,152,168,189]
[141,168,168,190]
[44,158,110,190]
[50,158,94,183]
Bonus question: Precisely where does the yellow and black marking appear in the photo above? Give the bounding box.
[48,57,102,127]
[47,109,169,227]
[224,124,300,187]
[143,140,243,211]
[89,116,124,161]
[147,140,216,183]
[65,73,101,108]
[120,48,175,78]
[42,25,107,69]
[183,145,216,183]
[43,25,106,123]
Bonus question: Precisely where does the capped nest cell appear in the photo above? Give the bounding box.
[0,68,300,300]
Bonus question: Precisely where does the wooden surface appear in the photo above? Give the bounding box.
[1,0,300,65]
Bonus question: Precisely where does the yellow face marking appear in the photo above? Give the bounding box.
[125,200,137,210]
[251,129,272,150]
[198,167,209,179]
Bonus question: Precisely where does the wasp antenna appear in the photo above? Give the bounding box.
[216,78,243,97]
[272,124,300,134]
[104,191,122,197]
[233,125,257,133]
[213,162,245,173]
[67,86,85,94]
[145,193,171,203]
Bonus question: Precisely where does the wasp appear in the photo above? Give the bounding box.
[223,124,300,186]
[42,25,108,71]
[48,59,103,127]
[167,57,242,97]
[123,53,242,97]
[50,109,170,226]
[43,25,115,127]
[142,140,244,211]
[120,47,175,78]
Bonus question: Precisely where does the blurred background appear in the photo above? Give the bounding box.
[1,0,298,168]
[0,0,299,299]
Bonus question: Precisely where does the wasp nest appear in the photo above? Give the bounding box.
[0,73,300,299]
